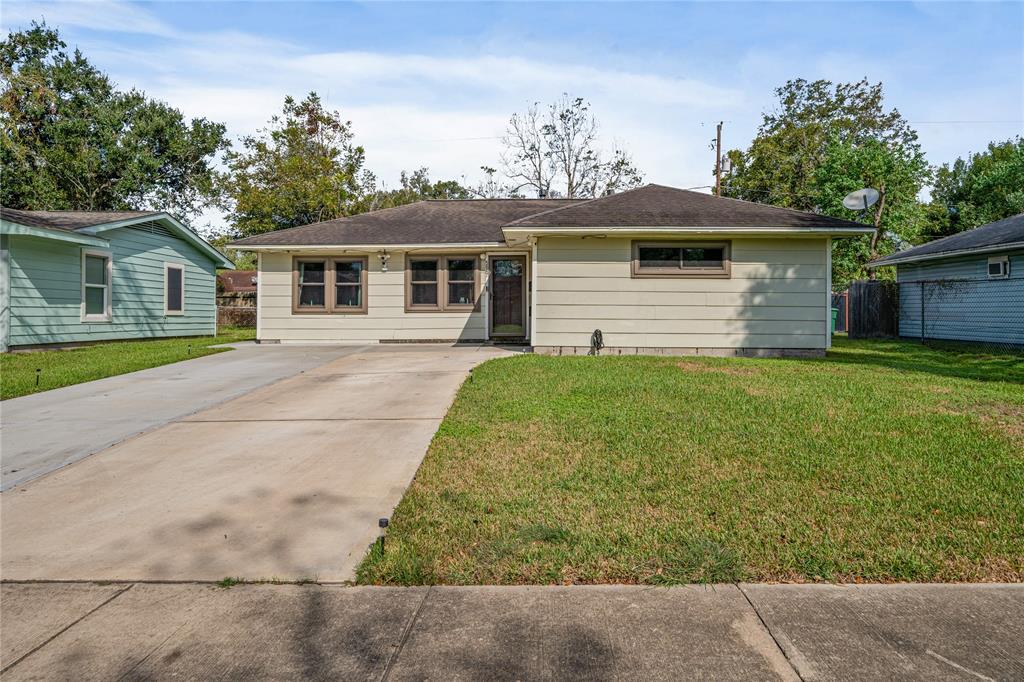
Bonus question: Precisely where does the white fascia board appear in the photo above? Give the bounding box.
[230,242,506,251]
[85,214,234,268]
[0,219,110,247]
[867,241,1024,268]
[501,226,875,238]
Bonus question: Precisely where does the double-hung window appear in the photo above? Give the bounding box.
[165,263,185,315]
[81,250,112,322]
[292,257,367,313]
[406,256,479,311]
[631,241,731,278]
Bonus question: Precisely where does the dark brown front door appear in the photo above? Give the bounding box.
[490,256,526,338]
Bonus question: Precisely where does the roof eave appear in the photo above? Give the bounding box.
[1,219,110,247]
[501,225,874,237]
[226,241,506,251]
[868,240,1024,268]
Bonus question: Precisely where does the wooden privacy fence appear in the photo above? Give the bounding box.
[217,292,256,328]
[847,280,898,338]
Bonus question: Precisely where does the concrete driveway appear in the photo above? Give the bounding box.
[1,343,360,490]
[1,345,512,583]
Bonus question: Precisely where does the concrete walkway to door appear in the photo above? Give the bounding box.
[1,345,513,583]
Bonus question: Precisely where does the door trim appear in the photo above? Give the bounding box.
[488,254,528,339]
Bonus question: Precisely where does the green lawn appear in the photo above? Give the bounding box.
[358,337,1024,585]
[1,327,255,400]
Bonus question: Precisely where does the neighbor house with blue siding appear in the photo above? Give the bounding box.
[869,213,1024,346]
[0,208,232,351]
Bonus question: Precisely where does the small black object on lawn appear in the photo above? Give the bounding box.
[377,517,389,553]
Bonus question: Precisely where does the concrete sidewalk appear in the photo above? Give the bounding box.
[1,583,1021,681]
[0,343,361,490]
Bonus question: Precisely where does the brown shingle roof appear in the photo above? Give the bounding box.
[870,212,1024,266]
[228,199,579,247]
[0,207,160,231]
[227,184,870,248]
[505,184,868,230]
[217,270,258,292]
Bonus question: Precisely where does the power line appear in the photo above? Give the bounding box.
[907,120,1024,125]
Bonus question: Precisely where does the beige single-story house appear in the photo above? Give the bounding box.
[229,184,872,356]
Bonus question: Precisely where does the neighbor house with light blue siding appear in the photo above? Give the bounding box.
[0,208,232,352]
[869,213,1024,346]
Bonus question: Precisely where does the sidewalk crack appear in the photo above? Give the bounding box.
[0,583,134,675]
[380,586,432,682]
[737,583,806,682]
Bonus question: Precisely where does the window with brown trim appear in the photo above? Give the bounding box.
[631,241,731,278]
[405,256,480,311]
[292,257,368,313]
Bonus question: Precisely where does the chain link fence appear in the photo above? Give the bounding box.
[899,278,1023,351]
[847,278,1023,352]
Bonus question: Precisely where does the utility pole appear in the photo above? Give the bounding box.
[714,121,723,196]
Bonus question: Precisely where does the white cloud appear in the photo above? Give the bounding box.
[1,0,177,37]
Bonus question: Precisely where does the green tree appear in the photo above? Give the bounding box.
[723,78,917,210]
[1,22,228,219]
[922,137,1024,240]
[815,137,930,287]
[363,167,471,211]
[221,92,373,236]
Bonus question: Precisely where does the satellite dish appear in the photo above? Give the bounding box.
[843,187,880,211]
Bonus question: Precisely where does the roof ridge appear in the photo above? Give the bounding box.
[499,189,636,227]
[422,197,579,203]
[1,207,159,215]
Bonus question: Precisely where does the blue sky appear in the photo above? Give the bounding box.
[2,1,1022,229]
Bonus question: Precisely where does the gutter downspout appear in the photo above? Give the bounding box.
[529,237,538,346]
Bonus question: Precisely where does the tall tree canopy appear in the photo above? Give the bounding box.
[500,94,643,199]
[922,137,1024,241]
[816,137,929,286]
[221,93,375,237]
[723,79,918,210]
[363,167,471,211]
[723,79,929,286]
[1,23,228,219]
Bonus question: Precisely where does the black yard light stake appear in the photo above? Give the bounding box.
[378,517,389,554]
[35,368,41,387]
[188,344,192,355]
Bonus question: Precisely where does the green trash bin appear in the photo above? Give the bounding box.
[831,307,839,334]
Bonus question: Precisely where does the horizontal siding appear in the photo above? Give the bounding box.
[8,227,217,346]
[533,236,829,350]
[896,250,1024,344]
[258,251,490,343]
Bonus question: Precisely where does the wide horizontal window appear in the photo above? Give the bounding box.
[406,256,480,311]
[632,241,731,278]
[292,257,367,313]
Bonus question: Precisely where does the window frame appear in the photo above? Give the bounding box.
[331,257,369,313]
[81,248,113,323]
[164,262,185,316]
[631,240,732,279]
[291,256,368,315]
[987,255,1010,279]
[404,255,481,312]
